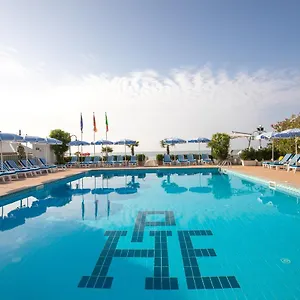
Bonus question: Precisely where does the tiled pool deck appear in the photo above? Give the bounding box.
[0,165,299,198]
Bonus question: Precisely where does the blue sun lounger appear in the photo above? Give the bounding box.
[104,156,117,166]
[66,157,78,167]
[21,159,49,174]
[287,155,300,172]
[201,154,213,164]
[0,164,18,182]
[269,154,297,170]
[5,160,36,177]
[80,157,91,167]
[129,155,137,166]
[29,158,53,173]
[177,155,189,165]
[116,156,124,166]
[163,154,172,165]
[265,154,292,168]
[38,158,62,171]
[187,154,197,165]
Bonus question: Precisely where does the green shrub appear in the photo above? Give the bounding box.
[240,147,281,161]
[240,148,256,160]
[208,133,230,160]
[156,154,164,162]
[137,154,146,162]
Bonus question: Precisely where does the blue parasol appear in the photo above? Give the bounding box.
[188,137,211,162]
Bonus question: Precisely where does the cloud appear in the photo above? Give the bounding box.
[0,51,299,152]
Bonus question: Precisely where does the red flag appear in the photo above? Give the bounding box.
[93,112,97,132]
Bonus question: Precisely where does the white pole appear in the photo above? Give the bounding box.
[125,142,126,166]
[105,131,108,158]
[198,142,200,164]
[26,142,29,168]
[93,132,96,157]
[81,132,83,154]
[0,141,3,171]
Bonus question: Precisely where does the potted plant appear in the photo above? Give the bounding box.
[239,148,257,166]
[137,154,146,166]
[156,154,164,166]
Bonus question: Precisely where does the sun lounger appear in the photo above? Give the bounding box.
[38,158,63,171]
[187,154,197,165]
[92,156,101,167]
[104,156,117,166]
[80,157,91,167]
[177,155,189,165]
[272,154,300,171]
[129,155,137,166]
[262,155,284,168]
[5,160,36,177]
[287,155,300,172]
[25,159,50,174]
[29,158,53,173]
[163,154,172,165]
[66,157,78,167]
[266,154,292,168]
[116,156,124,166]
[0,164,18,182]
[201,154,213,164]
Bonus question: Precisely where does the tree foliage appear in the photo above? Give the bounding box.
[17,144,26,160]
[127,141,139,156]
[49,129,71,164]
[272,113,300,154]
[160,140,174,155]
[208,133,230,160]
[102,146,113,153]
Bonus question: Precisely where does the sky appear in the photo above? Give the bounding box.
[0,0,300,152]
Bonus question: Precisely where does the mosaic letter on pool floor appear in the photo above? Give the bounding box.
[178,230,240,290]
[132,211,176,242]
[78,211,178,290]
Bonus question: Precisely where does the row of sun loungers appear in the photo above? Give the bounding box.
[66,155,138,168]
[262,153,300,173]
[0,158,66,183]
[163,154,213,166]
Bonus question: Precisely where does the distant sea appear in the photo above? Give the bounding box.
[73,149,242,159]
[112,150,212,159]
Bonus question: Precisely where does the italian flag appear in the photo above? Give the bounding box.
[105,112,109,132]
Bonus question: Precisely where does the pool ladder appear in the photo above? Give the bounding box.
[219,160,232,167]
[269,181,276,190]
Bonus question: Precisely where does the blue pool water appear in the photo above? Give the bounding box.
[1,168,300,300]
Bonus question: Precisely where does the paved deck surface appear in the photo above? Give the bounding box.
[226,166,300,189]
[0,165,299,198]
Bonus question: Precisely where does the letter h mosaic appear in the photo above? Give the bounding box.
[78,211,240,290]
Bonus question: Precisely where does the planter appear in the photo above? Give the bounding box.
[157,160,163,166]
[241,160,257,166]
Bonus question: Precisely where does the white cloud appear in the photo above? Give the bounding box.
[0,52,299,152]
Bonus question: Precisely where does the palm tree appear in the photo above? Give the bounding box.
[160,140,173,155]
[127,141,139,156]
[102,146,113,153]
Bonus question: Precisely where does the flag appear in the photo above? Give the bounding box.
[105,112,109,132]
[93,112,97,132]
[80,113,83,133]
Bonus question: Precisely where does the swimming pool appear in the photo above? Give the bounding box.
[1,168,300,299]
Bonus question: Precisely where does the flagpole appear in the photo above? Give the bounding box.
[93,131,95,157]
[81,131,83,154]
[105,112,108,159]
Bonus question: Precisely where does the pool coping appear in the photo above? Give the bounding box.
[222,168,300,197]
